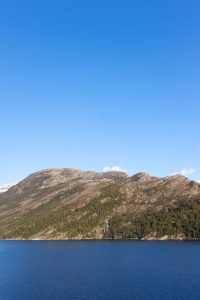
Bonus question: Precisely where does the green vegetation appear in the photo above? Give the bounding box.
[60,183,123,238]
[105,197,200,239]
[0,184,84,239]
[0,183,123,239]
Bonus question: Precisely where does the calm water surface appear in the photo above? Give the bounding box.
[0,241,200,299]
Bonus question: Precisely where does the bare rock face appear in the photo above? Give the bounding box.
[0,168,199,240]
[164,174,189,183]
[130,172,152,182]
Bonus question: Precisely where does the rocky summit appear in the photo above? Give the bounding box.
[0,168,199,240]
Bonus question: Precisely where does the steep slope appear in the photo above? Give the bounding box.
[0,169,199,240]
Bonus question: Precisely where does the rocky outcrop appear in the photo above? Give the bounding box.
[130,172,152,182]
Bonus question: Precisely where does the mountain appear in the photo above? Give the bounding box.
[0,168,199,240]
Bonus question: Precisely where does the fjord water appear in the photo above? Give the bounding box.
[0,241,200,300]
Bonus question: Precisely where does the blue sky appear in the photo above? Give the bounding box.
[0,0,200,184]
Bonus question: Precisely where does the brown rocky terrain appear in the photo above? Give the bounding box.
[0,168,199,240]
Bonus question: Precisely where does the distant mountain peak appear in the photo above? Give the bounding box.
[0,184,15,194]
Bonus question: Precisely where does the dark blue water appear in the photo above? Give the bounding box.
[0,241,200,300]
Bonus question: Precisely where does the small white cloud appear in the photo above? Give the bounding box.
[196,180,200,183]
[102,166,127,174]
[170,168,195,176]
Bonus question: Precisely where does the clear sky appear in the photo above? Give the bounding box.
[0,0,200,184]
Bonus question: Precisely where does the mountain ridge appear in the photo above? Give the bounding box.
[0,168,199,240]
